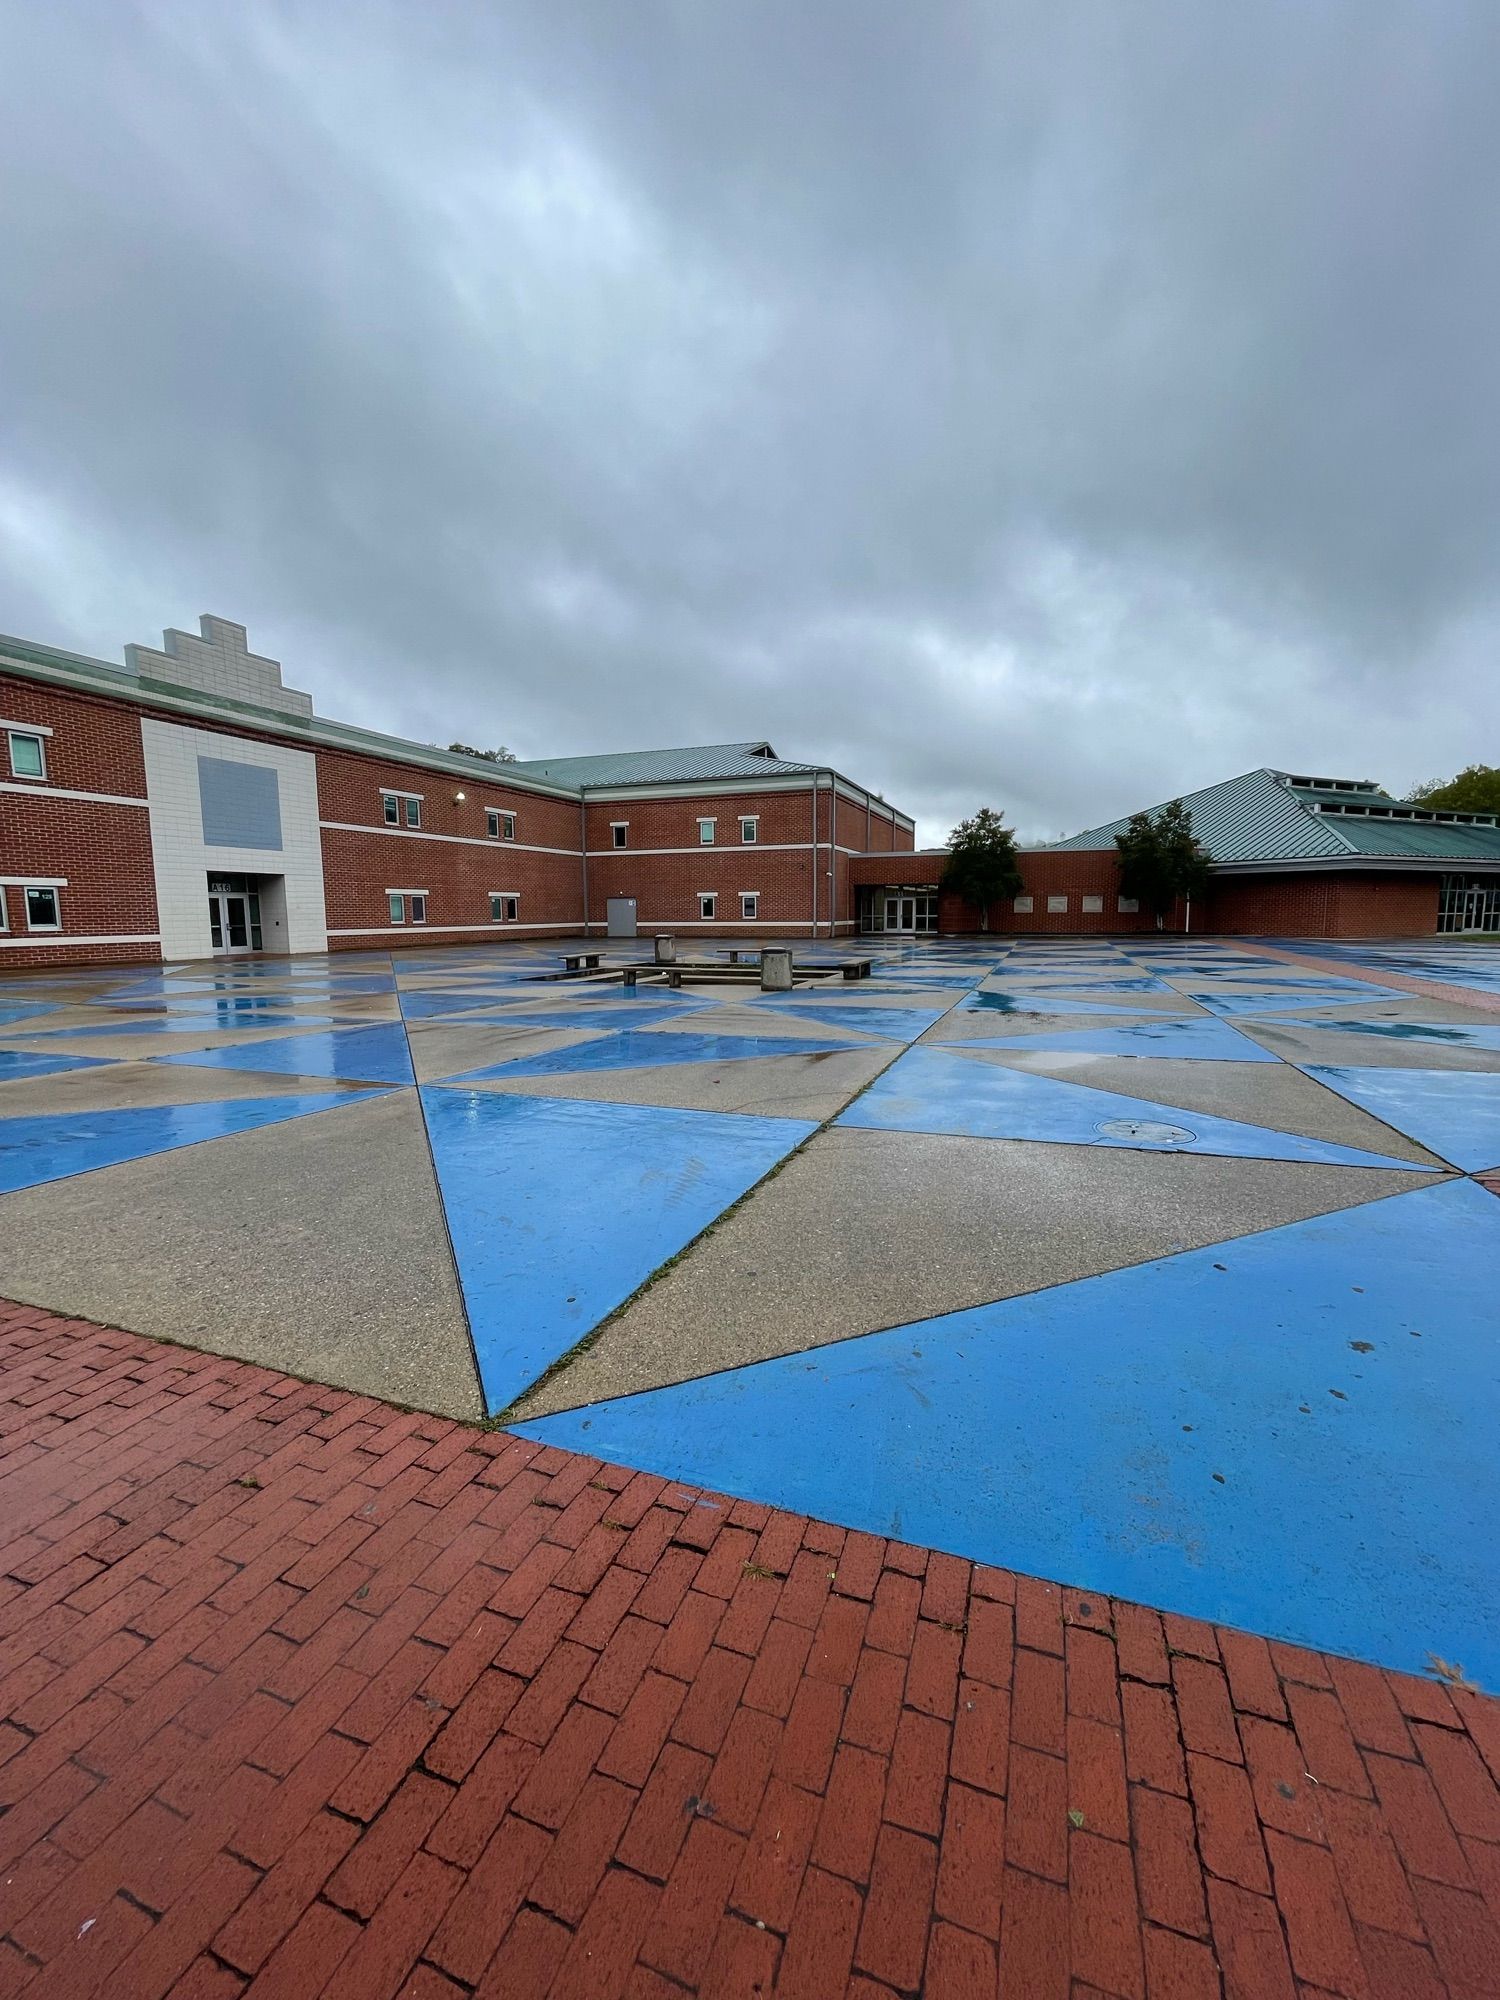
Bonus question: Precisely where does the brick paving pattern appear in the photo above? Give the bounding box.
[1,1299,1498,1998]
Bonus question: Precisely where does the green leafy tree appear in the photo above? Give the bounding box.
[448,742,518,763]
[942,807,1024,932]
[1406,765,1500,814]
[1114,799,1211,929]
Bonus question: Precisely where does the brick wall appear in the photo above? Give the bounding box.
[316,748,582,946]
[586,787,825,933]
[0,674,160,968]
[1207,872,1439,937]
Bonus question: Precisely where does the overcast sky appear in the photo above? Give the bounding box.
[1,3,1496,844]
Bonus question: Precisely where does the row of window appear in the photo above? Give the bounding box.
[698,892,758,920]
[1011,894,1140,914]
[609,816,759,850]
[379,791,517,840]
[384,891,523,926]
[0,886,62,932]
[5,725,49,781]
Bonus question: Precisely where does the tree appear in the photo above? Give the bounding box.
[942,807,1024,932]
[448,742,518,763]
[1114,799,1210,930]
[1406,765,1500,815]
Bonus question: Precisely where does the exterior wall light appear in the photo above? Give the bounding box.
[453,790,466,803]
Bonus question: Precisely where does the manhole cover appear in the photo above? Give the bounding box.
[1095,1117,1197,1145]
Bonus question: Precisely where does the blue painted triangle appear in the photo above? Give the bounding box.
[0,1090,388,1195]
[1016,976,1173,994]
[426,1002,712,1033]
[745,1002,943,1042]
[448,1031,861,1082]
[0,1049,116,1081]
[935,1017,1277,1063]
[1302,1065,1500,1173]
[836,1046,1431,1169]
[961,991,1190,1018]
[0,1002,60,1027]
[421,1089,815,1412]
[1283,1019,1500,1053]
[1188,989,1397,1017]
[155,1024,415,1086]
[515,1176,1500,1683]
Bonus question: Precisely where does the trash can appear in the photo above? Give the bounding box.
[654,934,677,964]
[760,946,794,991]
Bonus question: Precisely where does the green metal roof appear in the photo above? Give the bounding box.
[509,741,821,786]
[1050,768,1500,867]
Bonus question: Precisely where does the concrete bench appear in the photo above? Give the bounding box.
[841,958,875,981]
[621,964,682,989]
[562,951,603,974]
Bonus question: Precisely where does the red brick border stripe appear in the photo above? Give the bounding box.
[0,1296,1496,1997]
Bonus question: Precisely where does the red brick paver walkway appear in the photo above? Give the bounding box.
[1,1301,1497,1999]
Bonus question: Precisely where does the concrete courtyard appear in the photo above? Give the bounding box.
[3,931,1499,1689]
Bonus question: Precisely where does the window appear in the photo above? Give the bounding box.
[6,730,46,780]
[740,892,759,921]
[1013,894,1034,913]
[0,887,8,931]
[383,794,400,825]
[1047,895,1068,913]
[698,818,716,845]
[611,822,628,848]
[486,810,500,838]
[405,797,422,829]
[739,816,758,844]
[490,893,520,923]
[388,892,405,924]
[24,886,61,931]
[1081,894,1103,914]
[699,893,717,920]
[409,893,427,923]
[1117,895,1140,914]
[486,809,516,841]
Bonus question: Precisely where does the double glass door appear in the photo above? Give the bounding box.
[880,892,937,935]
[207,883,262,953]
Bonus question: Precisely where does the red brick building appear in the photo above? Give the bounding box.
[4,617,1496,967]
[0,615,912,967]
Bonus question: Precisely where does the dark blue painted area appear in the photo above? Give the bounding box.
[156,1024,416,1087]
[963,991,1168,1018]
[743,1002,941,1042]
[1187,989,1393,1017]
[837,1046,1428,1169]
[1018,976,1173,994]
[1303,1065,1500,1173]
[516,1177,1500,1683]
[937,1018,1274,1062]
[26,1018,313,1040]
[0,1090,385,1194]
[421,1089,815,1412]
[0,1003,59,1026]
[0,1050,115,1081]
[1288,1018,1500,1051]
[449,1031,859,1082]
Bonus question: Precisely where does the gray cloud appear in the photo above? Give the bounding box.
[1,0,1496,844]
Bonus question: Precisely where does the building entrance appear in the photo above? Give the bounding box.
[207,874,263,954]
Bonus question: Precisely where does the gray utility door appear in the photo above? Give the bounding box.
[606,897,638,938]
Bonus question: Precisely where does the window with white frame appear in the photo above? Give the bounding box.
[486,809,501,838]
[1013,894,1034,913]
[381,790,422,827]
[409,892,427,922]
[1047,895,1068,913]
[6,728,47,780]
[739,816,758,844]
[24,886,61,931]
[0,886,8,931]
[387,892,405,923]
[697,818,716,845]
[1117,895,1140,913]
[484,807,516,839]
[740,892,759,920]
[489,893,520,922]
[611,822,628,848]
[1081,894,1103,913]
[699,892,717,920]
